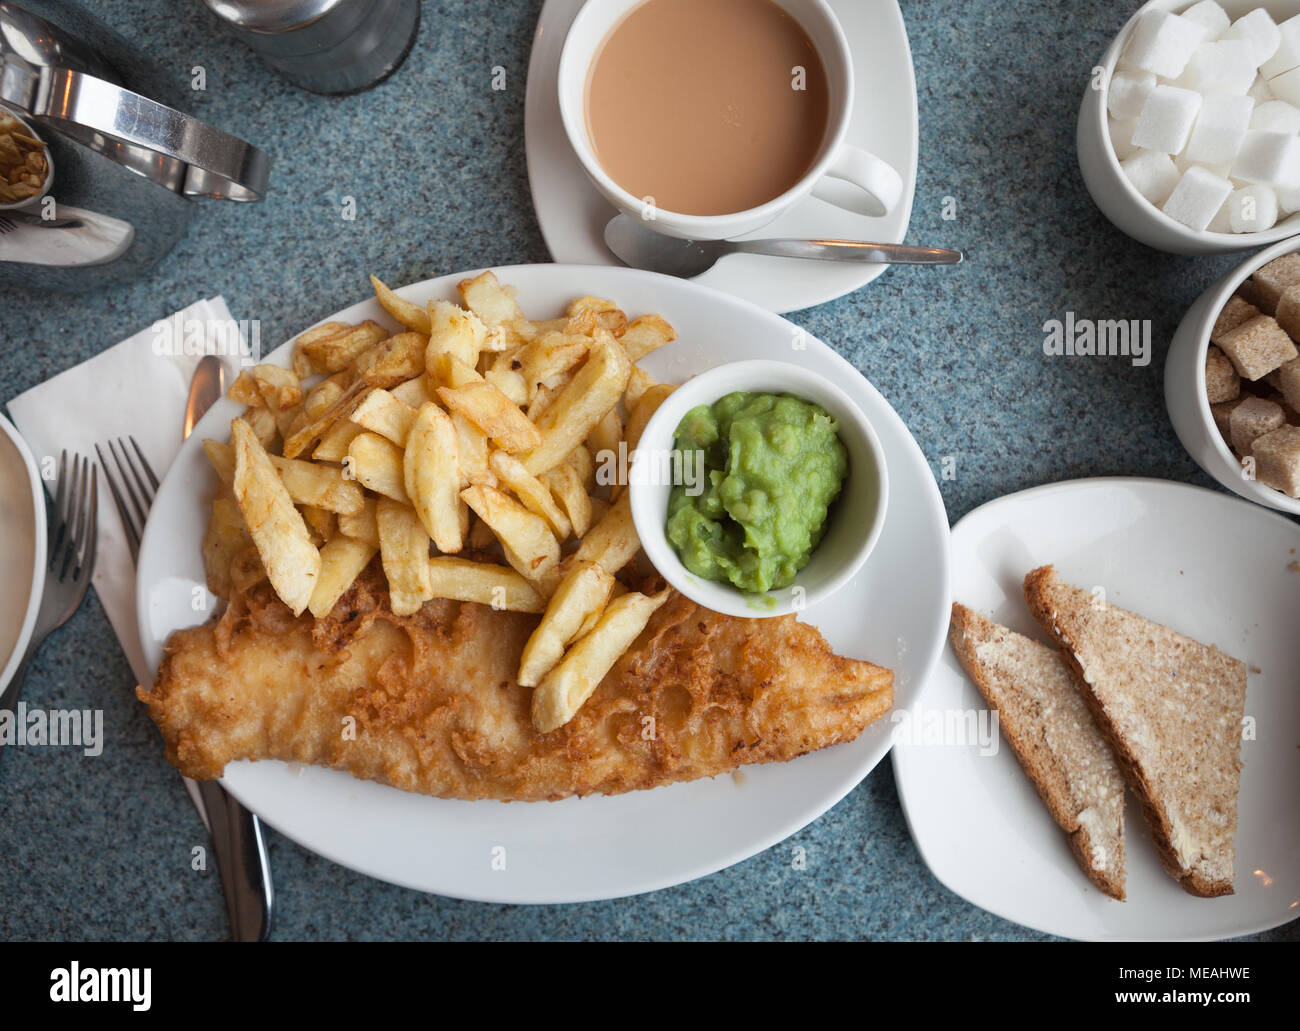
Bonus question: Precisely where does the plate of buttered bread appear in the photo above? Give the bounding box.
[893,477,1300,941]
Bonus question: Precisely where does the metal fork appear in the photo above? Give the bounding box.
[0,213,82,234]
[0,452,97,712]
[97,435,274,942]
[95,437,156,562]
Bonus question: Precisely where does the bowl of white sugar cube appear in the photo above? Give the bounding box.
[1166,238,1300,512]
[1079,0,1300,253]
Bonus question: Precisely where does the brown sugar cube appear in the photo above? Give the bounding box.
[1216,315,1299,381]
[1251,254,1300,315]
[1204,345,1241,403]
[1251,425,1300,497]
[1211,396,1247,438]
[1276,285,1300,341]
[1236,280,1264,309]
[1211,295,1262,345]
[1256,385,1300,425]
[1273,358,1300,411]
[1230,396,1286,454]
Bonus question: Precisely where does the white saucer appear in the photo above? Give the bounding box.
[524,0,919,314]
[892,477,1300,942]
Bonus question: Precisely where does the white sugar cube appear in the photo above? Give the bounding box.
[1228,183,1280,231]
[1261,14,1300,79]
[1249,74,1276,102]
[1122,149,1182,205]
[1232,130,1300,189]
[1124,10,1208,78]
[1134,85,1203,153]
[1178,40,1260,94]
[1208,197,1233,232]
[1275,182,1300,213]
[1182,1,1231,40]
[1175,151,1230,178]
[1222,9,1281,67]
[1251,99,1300,134]
[1108,115,1141,160]
[1162,166,1234,229]
[1185,93,1255,164]
[1108,68,1157,119]
[1270,65,1300,107]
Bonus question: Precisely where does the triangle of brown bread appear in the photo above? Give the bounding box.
[949,604,1126,899]
[1023,566,1246,898]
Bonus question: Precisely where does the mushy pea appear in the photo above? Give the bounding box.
[665,391,848,594]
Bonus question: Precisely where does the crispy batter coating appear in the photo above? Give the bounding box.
[139,568,893,801]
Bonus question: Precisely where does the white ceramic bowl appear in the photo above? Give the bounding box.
[0,107,53,213]
[1077,0,1300,255]
[1165,236,1300,514]
[0,413,46,693]
[629,359,889,618]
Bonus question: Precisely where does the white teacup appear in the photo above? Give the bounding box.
[557,0,904,241]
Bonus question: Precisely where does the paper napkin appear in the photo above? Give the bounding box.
[7,298,247,685]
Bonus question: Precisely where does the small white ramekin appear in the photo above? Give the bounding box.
[628,359,889,618]
[0,107,53,213]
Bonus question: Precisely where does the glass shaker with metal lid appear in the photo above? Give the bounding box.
[201,0,419,95]
[0,0,271,292]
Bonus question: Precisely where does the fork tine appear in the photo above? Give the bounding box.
[109,438,149,529]
[129,437,160,494]
[59,455,85,580]
[48,450,68,570]
[70,456,92,572]
[80,466,98,579]
[96,442,142,560]
[120,437,156,507]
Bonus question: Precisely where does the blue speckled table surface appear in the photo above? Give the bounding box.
[0,0,1295,942]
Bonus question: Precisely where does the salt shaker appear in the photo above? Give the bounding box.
[202,0,420,95]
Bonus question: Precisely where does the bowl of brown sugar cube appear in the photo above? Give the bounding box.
[1167,239,1300,513]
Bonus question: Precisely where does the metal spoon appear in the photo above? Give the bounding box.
[605,214,963,279]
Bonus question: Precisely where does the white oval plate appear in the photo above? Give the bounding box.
[524,0,919,314]
[136,264,949,903]
[892,478,1300,941]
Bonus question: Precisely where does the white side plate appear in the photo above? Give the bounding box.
[892,478,1300,941]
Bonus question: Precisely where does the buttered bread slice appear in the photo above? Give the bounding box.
[949,603,1127,900]
[1023,566,1247,898]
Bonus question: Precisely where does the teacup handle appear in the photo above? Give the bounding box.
[812,144,904,219]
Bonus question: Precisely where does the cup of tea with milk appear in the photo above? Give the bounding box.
[558,0,904,241]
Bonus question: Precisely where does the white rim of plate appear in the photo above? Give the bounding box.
[0,412,46,692]
[135,263,952,902]
[892,474,1300,942]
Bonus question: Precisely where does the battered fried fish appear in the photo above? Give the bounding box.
[139,569,893,801]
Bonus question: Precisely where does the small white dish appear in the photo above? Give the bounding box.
[0,413,46,694]
[1165,235,1300,515]
[525,0,919,313]
[893,477,1300,942]
[136,263,950,903]
[0,107,52,213]
[629,359,888,619]
[1077,0,1300,255]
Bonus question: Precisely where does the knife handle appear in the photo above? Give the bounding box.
[195,780,274,942]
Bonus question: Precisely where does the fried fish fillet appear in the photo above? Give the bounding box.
[139,570,893,801]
